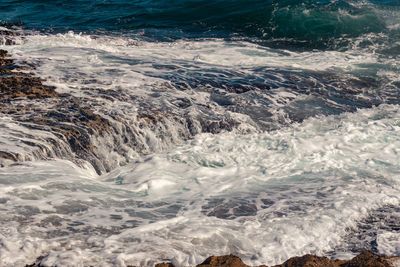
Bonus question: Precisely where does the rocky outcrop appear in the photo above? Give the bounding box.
[0,28,20,45]
[155,263,176,267]
[338,251,396,267]
[197,255,250,267]
[0,46,250,174]
[273,254,338,267]
[0,25,261,174]
[28,251,400,267]
[159,252,399,267]
[272,251,399,267]
[0,48,113,173]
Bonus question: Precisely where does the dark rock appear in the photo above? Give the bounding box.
[0,50,114,174]
[0,76,58,99]
[0,49,7,57]
[0,36,16,46]
[0,151,17,161]
[155,263,175,267]
[197,255,250,267]
[24,256,45,267]
[0,30,20,37]
[202,199,257,219]
[0,50,57,99]
[0,30,20,45]
[199,117,238,134]
[24,251,400,267]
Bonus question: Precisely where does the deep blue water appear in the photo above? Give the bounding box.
[1,0,400,48]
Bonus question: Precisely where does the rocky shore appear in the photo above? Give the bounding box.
[0,47,114,173]
[0,28,388,175]
[3,29,400,267]
[0,41,247,174]
[24,251,400,267]
[194,252,400,267]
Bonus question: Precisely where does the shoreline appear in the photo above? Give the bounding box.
[25,251,400,267]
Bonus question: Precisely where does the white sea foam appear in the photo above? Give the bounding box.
[377,232,400,256]
[4,30,396,133]
[1,105,400,266]
[1,28,400,266]
[5,31,392,80]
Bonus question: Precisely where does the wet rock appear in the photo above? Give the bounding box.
[199,117,239,134]
[329,205,400,256]
[1,48,252,174]
[25,251,400,267]
[0,30,20,45]
[272,254,336,267]
[54,200,90,214]
[202,198,257,219]
[0,30,20,36]
[0,49,57,99]
[110,214,123,220]
[24,256,45,267]
[0,50,114,173]
[138,109,169,125]
[15,205,41,217]
[196,252,400,267]
[0,76,58,99]
[272,251,400,267]
[339,251,394,267]
[0,49,20,74]
[0,151,17,161]
[0,49,8,58]
[38,215,64,227]
[155,263,176,267]
[197,255,250,267]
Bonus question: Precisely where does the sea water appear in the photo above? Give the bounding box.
[0,0,400,266]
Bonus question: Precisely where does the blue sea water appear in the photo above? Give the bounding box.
[1,0,400,266]
[1,0,400,43]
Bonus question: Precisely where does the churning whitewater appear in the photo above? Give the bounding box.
[2,104,400,266]
[0,0,400,266]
